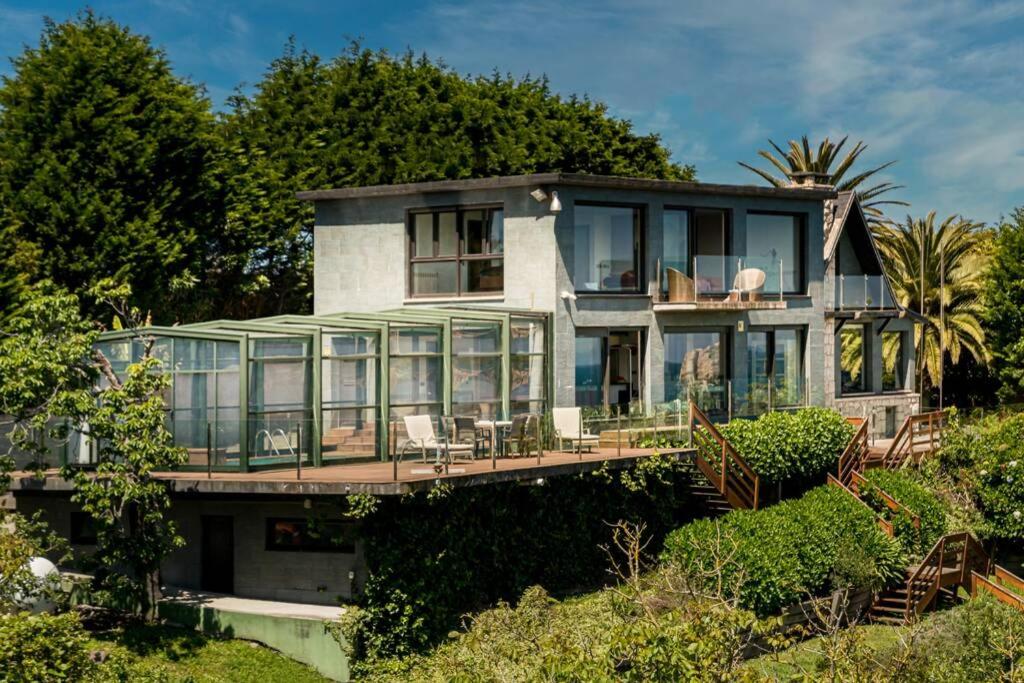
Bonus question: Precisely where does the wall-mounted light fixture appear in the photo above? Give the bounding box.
[560,290,578,302]
[531,188,562,214]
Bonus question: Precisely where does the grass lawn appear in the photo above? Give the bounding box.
[742,624,904,679]
[88,623,331,682]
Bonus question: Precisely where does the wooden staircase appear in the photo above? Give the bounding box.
[870,532,991,624]
[677,459,733,516]
[836,416,871,487]
[971,565,1024,612]
[688,401,760,510]
[882,411,947,470]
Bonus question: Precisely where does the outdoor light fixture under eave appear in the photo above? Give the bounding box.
[531,188,562,214]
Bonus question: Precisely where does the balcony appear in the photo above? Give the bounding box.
[833,274,895,311]
[653,256,788,312]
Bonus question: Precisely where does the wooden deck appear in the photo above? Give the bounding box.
[10,447,696,496]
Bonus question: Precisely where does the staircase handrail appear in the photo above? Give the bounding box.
[849,471,921,531]
[837,417,869,486]
[971,571,1024,611]
[905,531,990,620]
[827,474,894,537]
[884,410,947,470]
[689,401,760,510]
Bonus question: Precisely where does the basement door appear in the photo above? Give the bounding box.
[200,515,234,594]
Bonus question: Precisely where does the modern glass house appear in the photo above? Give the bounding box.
[63,308,550,472]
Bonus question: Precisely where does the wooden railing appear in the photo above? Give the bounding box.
[883,411,947,470]
[689,401,760,510]
[837,417,869,487]
[848,471,922,532]
[827,474,894,537]
[971,568,1024,612]
[905,532,990,620]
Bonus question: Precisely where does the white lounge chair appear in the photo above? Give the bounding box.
[552,407,600,453]
[399,415,474,466]
[731,268,766,301]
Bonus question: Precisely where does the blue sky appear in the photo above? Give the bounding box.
[2,1,1023,223]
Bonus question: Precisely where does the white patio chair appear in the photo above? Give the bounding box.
[731,268,766,301]
[399,414,474,465]
[552,407,600,453]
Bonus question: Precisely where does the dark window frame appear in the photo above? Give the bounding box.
[881,329,905,393]
[745,210,808,295]
[747,325,806,408]
[839,323,871,395]
[264,517,355,553]
[406,205,504,298]
[663,205,734,295]
[573,201,646,295]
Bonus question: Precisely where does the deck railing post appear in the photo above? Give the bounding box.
[491,422,497,470]
[535,415,543,465]
[207,422,212,479]
[296,422,302,480]
[578,411,583,461]
[392,419,399,482]
[839,274,845,310]
[617,412,622,458]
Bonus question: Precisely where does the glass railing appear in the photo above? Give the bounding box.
[665,256,787,301]
[322,406,378,462]
[249,412,314,466]
[834,274,894,310]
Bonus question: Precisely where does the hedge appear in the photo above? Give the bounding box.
[660,485,903,617]
[719,408,855,483]
[860,469,948,555]
[0,612,94,681]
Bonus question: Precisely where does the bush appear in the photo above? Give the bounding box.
[0,612,94,682]
[860,469,948,555]
[661,485,902,617]
[719,408,855,483]
[942,412,1024,540]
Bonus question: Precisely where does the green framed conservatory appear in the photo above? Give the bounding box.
[79,307,551,473]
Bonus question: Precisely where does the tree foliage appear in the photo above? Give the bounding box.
[210,42,693,317]
[873,212,989,389]
[738,135,906,220]
[0,12,222,322]
[983,207,1024,402]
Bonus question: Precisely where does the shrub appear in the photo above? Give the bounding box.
[0,611,94,682]
[860,469,948,555]
[661,485,902,617]
[719,408,855,483]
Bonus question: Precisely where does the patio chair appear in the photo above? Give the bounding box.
[449,416,489,459]
[398,415,474,466]
[666,267,695,303]
[500,414,541,458]
[552,407,600,453]
[731,268,766,301]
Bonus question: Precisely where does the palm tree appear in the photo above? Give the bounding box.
[873,212,990,389]
[739,136,907,220]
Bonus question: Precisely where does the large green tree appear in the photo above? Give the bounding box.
[873,212,989,391]
[982,207,1024,402]
[211,43,692,318]
[0,12,221,322]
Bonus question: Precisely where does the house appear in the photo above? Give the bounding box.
[305,172,921,435]
[9,172,921,609]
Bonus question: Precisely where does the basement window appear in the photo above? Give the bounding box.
[265,518,355,553]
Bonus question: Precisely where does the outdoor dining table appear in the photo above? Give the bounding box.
[474,419,512,469]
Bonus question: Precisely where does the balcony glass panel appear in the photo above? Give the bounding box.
[835,274,893,309]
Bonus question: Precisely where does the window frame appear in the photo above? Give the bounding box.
[264,517,355,554]
[406,205,505,298]
[747,325,806,409]
[839,323,870,396]
[881,330,905,393]
[663,205,734,295]
[573,201,646,295]
[745,210,808,295]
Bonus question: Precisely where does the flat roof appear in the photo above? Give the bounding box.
[295,172,837,202]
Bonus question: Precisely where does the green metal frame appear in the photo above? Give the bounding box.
[89,306,552,473]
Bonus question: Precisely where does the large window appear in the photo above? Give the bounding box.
[662,209,689,293]
[452,320,502,419]
[408,207,504,297]
[839,324,868,394]
[249,337,313,463]
[746,328,804,413]
[664,330,727,415]
[322,331,380,462]
[882,331,905,392]
[746,212,803,294]
[511,318,546,415]
[573,204,641,292]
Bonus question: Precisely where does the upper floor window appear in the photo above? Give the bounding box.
[408,207,503,297]
[746,212,804,295]
[573,204,642,293]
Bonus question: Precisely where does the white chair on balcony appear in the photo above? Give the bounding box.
[552,407,600,453]
[731,268,766,301]
[399,415,475,465]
